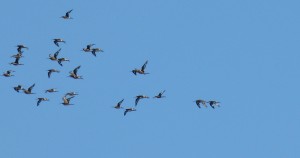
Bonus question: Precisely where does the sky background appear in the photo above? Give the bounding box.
[0,0,299,157]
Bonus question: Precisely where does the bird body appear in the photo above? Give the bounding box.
[45,88,58,93]
[154,90,166,98]
[49,48,61,61]
[61,9,73,19]
[195,99,207,108]
[207,101,220,109]
[57,58,69,66]
[69,66,82,79]
[62,96,74,105]
[53,38,65,47]
[13,85,22,92]
[10,57,23,66]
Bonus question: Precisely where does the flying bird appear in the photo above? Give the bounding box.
[64,92,78,97]
[57,58,70,66]
[114,99,124,109]
[61,9,73,19]
[45,88,58,93]
[47,69,60,78]
[37,98,49,106]
[2,70,15,77]
[22,84,35,94]
[13,85,22,92]
[62,96,74,106]
[135,95,149,106]
[69,65,82,79]
[16,45,28,53]
[53,38,65,47]
[195,99,207,108]
[132,60,149,75]
[154,90,166,98]
[207,101,220,109]
[90,48,104,57]
[82,44,95,52]
[49,48,61,61]
[124,108,136,116]
[10,57,23,66]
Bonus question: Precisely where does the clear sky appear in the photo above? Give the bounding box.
[0,0,299,157]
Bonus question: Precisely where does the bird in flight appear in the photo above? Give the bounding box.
[45,88,58,93]
[62,96,75,106]
[124,108,136,116]
[90,48,104,57]
[57,57,70,66]
[61,9,73,19]
[22,84,35,94]
[82,44,95,52]
[69,65,82,79]
[135,95,149,106]
[13,85,23,92]
[47,69,60,78]
[114,99,124,109]
[37,98,49,106]
[53,38,66,47]
[195,99,207,108]
[49,48,61,61]
[154,90,166,98]
[64,92,79,97]
[132,60,149,75]
[16,44,28,53]
[2,70,15,77]
[207,101,220,109]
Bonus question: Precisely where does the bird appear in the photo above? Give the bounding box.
[90,48,104,57]
[69,65,82,79]
[53,38,65,47]
[62,96,74,106]
[13,85,22,92]
[45,88,58,93]
[37,98,49,106]
[61,9,73,19]
[64,92,78,97]
[207,101,220,109]
[57,58,70,66]
[49,48,61,61]
[16,45,28,53]
[124,108,136,116]
[195,99,207,108]
[10,57,23,66]
[132,60,149,75]
[154,90,166,98]
[22,84,35,94]
[82,44,95,52]
[135,95,149,106]
[2,70,15,77]
[47,69,60,78]
[114,99,124,109]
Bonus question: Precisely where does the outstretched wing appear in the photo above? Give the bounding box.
[73,66,81,75]
[28,84,35,92]
[54,48,61,58]
[57,59,63,66]
[37,99,42,106]
[135,97,140,106]
[124,109,128,116]
[141,60,148,71]
[54,41,59,47]
[15,57,20,64]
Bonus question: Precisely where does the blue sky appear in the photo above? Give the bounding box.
[0,0,299,157]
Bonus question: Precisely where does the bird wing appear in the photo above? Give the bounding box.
[141,60,148,71]
[37,99,42,106]
[28,84,35,92]
[57,59,63,66]
[48,71,52,78]
[124,109,128,116]
[54,41,59,47]
[73,66,81,75]
[54,48,61,58]
[135,97,140,106]
[15,57,20,64]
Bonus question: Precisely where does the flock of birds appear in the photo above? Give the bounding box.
[3,9,221,116]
